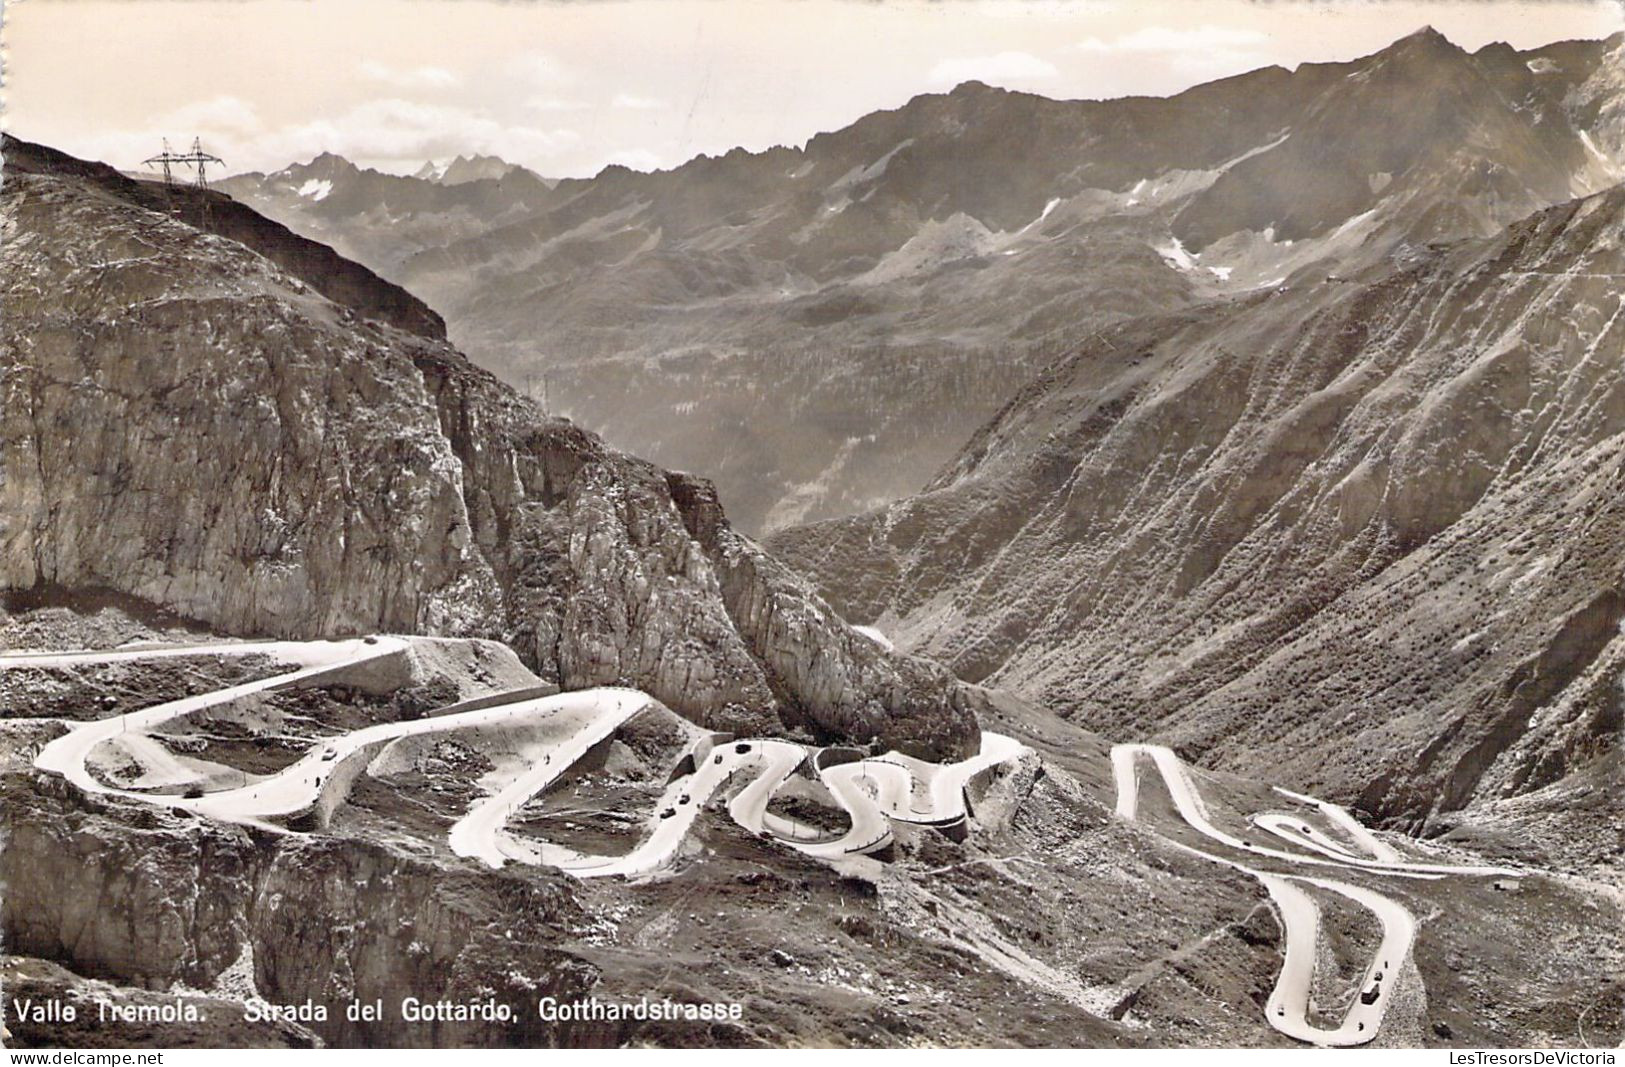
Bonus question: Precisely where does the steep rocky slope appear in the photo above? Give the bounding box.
[0,135,978,758]
[771,185,1625,839]
[219,30,1624,532]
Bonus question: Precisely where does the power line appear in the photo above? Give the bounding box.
[142,136,225,225]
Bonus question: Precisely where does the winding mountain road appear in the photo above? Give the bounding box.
[488,732,1028,873]
[1111,742,1514,1047]
[21,638,1027,885]
[26,637,409,801]
[18,637,1516,1045]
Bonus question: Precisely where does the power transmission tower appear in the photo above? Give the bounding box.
[142,136,225,226]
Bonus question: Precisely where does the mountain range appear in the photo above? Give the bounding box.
[218,27,1625,533]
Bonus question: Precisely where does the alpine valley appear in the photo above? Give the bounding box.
[0,24,1619,1051]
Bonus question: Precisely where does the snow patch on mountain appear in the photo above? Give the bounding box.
[1017,197,1063,234]
[1155,237,1199,271]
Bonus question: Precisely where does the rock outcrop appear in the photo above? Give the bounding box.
[0,775,598,1046]
[0,136,978,758]
[772,185,1625,829]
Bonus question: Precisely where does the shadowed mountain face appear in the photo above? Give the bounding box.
[218,29,1624,534]
[769,183,1625,842]
[0,136,980,759]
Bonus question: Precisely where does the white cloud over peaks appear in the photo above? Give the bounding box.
[1073,25,1271,75]
[929,51,1060,86]
[161,95,263,134]
[1074,26,1269,53]
[358,60,461,90]
[260,99,579,172]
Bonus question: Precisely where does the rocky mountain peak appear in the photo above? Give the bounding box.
[1396,24,1453,47]
[436,153,525,185]
[297,150,361,177]
[946,79,1003,98]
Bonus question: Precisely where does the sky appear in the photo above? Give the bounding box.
[3,0,1622,180]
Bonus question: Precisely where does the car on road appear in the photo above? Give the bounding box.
[735,743,751,754]
[714,754,724,765]
[659,807,676,819]
[679,794,691,805]
[320,747,338,761]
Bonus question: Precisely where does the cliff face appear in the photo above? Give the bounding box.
[0,138,977,758]
[771,186,1625,827]
[1,776,599,1047]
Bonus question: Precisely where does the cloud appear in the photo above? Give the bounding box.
[611,93,669,111]
[1071,25,1272,76]
[159,95,262,135]
[358,60,460,90]
[260,99,581,170]
[1073,26,1270,54]
[928,51,1059,86]
[77,96,260,175]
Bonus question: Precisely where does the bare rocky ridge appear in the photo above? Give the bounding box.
[0,135,978,759]
[771,185,1625,848]
[218,29,1625,533]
